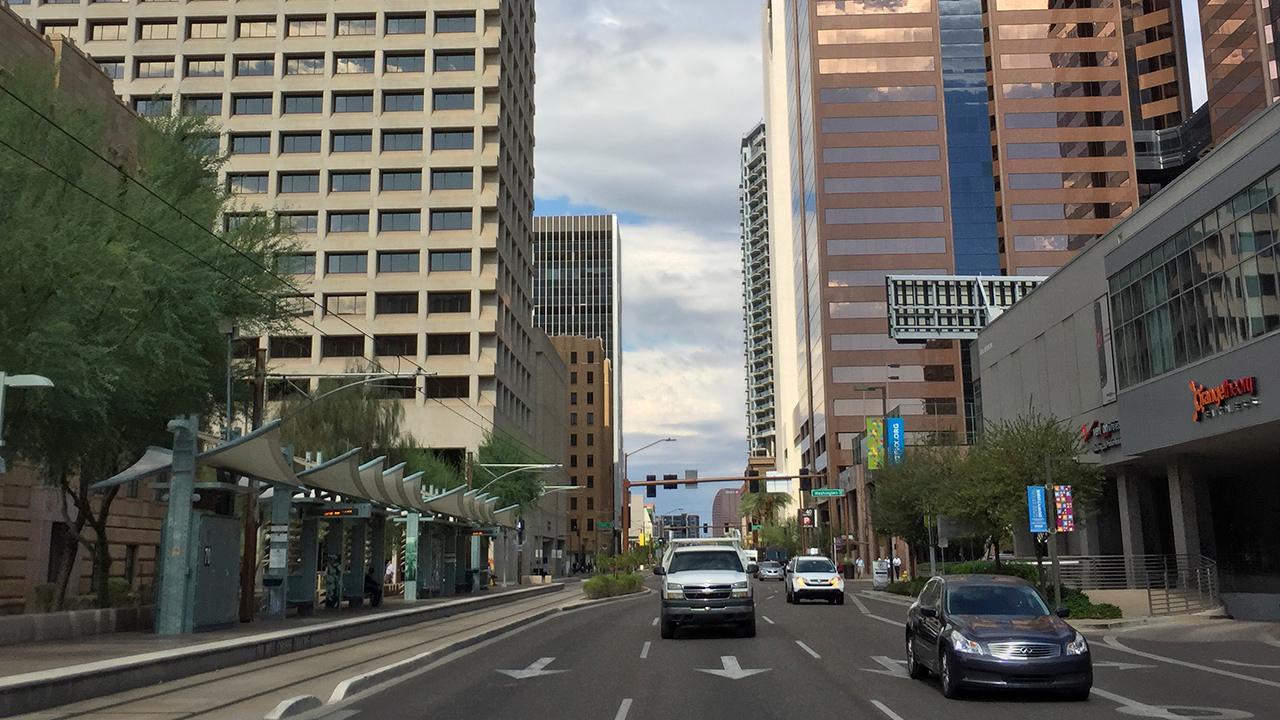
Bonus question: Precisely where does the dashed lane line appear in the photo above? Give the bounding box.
[615,698,633,720]
[846,591,902,627]
[1103,635,1280,689]
[651,617,658,626]
[640,642,651,660]
[796,640,821,659]
[762,616,776,625]
[849,593,870,613]
[871,700,906,720]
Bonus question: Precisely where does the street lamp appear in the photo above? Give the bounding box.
[619,437,677,551]
[0,372,55,474]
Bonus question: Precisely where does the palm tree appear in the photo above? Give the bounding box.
[738,492,795,526]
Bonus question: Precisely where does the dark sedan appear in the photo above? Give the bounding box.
[905,574,1092,699]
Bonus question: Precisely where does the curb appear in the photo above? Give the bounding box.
[0,583,562,717]
[264,695,323,719]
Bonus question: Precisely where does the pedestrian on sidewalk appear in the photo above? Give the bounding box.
[855,557,864,578]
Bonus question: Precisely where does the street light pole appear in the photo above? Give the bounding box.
[619,437,676,552]
[0,372,55,475]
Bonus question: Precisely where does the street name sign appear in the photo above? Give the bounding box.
[811,488,845,498]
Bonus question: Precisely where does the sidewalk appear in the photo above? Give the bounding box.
[0,582,564,716]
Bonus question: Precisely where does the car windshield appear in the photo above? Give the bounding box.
[946,585,1051,617]
[761,562,781,569]
[668,550,744,573]
[795,558,836,574]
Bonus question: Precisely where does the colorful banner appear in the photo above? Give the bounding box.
[866,418,885,470]
[887,417,905,466]
[1054,485,1075,532]
[1027,486,1048,533]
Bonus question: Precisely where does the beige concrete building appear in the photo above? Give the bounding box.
[9,0,540,460]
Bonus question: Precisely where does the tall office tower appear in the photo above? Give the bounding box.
[740,122,777,462]
[710,488,743,537]
[13,1,540,456]
[1199,0,1280,141]
[532,215,623,514]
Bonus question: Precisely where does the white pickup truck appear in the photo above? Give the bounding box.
[654,538,758,639]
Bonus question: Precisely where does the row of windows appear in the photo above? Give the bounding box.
[819,86,936,104]
[220,128,470,154]
[1109,166,1280,387]
[276,250,471,275]
[824,175,943,194]
[995,21,1117,39]
[1004,202,1131,221]
[103,51,476,79]
[228,169,472,194]
[818,56,936,74]
[816,27,933,44]
[998,51,1120,70]
[131,90,476,116]
[1005,171,1130,190]
[246,205,472,233]
[273,290,473,321]
[77,13,475,39]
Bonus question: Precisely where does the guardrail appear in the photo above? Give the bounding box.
[1002,554,1219,616]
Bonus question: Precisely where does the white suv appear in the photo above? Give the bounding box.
[655,545,757,638]
[785,554,845,604]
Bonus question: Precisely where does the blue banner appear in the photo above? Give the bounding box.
[1027,486,1048,533]
[887,418,905,466]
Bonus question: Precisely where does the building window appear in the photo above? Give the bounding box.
[279,213,318,234]
[430,210,472,231]
[326,252,367,274]
[924,397,958,415]
[232,95,272,115]
[285,55,324,75]
[330,172,371,193]
[328,212,369,233]
[181,96,222,116]
[384,92,424,112]
[586,455,594,468]
[386,15,426,34]
[435,13,476,33]
[332,132,372,152]
[433,130,474,150]
[333,93,373,113]
[429,250,471,272]
[378,251,420,273]
[384,131,423,151]
[385,53,425,73]
[587,351,594,363]
[586,412,594,425]
[228,173,268,194]
[587,497,594,510]
[321,336,365,358]
[431,169,473,190]
[381,171,422,192]
[570,372,578,384]
[586,371,594,383]
[98,59,125,79]
[136,59,175,78]
[282,94,322,113]
[380,378,417,399]
[570,434,579,447]
[187,20,226,39]
[279,172,320,192]
[269,336,312,359]
[586,392,594,405]
[336,55,375,74]
[286,17,325,37]
[335,17,375,36]
[570,352,578,364]
[427,333,469,355]
[428,292,471,314]
[433,90,475,111]
[424,377,469,399]
[571,392,578,405]
[586,476,594,488]
[324,294,366,316]
[587,433,594,446]
[570,498,578,511]
[570,456,578,468]
[379,211,421,232]
[186,58,224,78]
[435,52,475,72]
[237,19,276,38]
[276,253,315,275]
[231,134,270,154]
[280,134,321,154]
[139,21,177,40]
[374,334,417,357]
[587,519,595,531]
[236,56,274,77]
[91,22,128,41]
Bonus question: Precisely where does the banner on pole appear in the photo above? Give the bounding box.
[1027,486,1048,533]
[887,417,905,466]
[1054,485,1075,532]
[866,418,885,470]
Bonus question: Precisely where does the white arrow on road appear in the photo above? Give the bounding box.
[497,657,568,679]
[861,655,909,679]
[697,656,771,680]
[1094,660,1156,671]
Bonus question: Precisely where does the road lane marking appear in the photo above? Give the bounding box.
[796,640,821,659]
[1094,660,1156,670]
[847,591,902,626]
[496,657,567,679]
[862,655,909,679]
[640,641,651,659]
[1092,687,1252,719]
[697,655,770,679]
[1104,635,1280,689]
[1218,659,1280,669]
[652,617,659,626]
[849,593,870,613]
[762,615,775,625]
[614,698,633,720]
[871,700,907,720]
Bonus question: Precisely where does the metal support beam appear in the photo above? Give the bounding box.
[262,487,292,620]
[157,415,198,635]
[295,515,319,616]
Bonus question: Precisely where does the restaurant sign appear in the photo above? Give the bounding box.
[1190,377,1259,421]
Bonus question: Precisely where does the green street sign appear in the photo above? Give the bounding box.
[811,488,846,498]
[597,522,614,528]
[751,524,762,530]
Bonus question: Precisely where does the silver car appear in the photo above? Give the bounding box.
[756,560,784,581]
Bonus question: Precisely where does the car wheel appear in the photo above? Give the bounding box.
[660,613,676,639]
[786,589,794,604]
[906,633,928,680]
[828,597,837,605]
[742,615,757,638]
[836,594,845,606]
[939,649,962,699]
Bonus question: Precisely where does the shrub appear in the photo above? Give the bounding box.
[885,578,928,597]
[33,583,59,613]
[582,573,644,600]
[107,577,134,608]
[944,561,1039,585]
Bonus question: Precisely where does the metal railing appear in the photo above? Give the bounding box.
[1003,554,1219,616]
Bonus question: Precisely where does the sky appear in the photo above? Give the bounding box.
[533,0,765,523]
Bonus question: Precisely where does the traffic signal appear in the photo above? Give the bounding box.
[663,473,678,490]
[646,474,656,498]
[799,467,813,492]
[747,469,760,493]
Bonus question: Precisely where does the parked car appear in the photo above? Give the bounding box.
[756,560,784,581]
[785,554,845,604]
[905,574,1092,699]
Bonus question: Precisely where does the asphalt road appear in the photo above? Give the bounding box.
[313,578,1280,720]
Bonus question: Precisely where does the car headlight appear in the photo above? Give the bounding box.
[732,581,749,589]
[664,583,683,599]
[1066,632,1089,656]
[795,578,806,586]
[952,632,984,655]
[731,580,751,598]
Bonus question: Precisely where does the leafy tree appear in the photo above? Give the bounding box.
[0,64,293,608]
[870,442,964,553]
[473,430,549,511]
[759,520,801,558]
[276,364,415,463]
[404,448,465,493]
[738,491,795,527]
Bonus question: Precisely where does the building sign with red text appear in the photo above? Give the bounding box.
[1190,377,1259,421]
[1080,420,1121,454]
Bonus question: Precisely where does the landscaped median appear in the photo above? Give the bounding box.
[582,573,645,599]
[883,561,1123,620]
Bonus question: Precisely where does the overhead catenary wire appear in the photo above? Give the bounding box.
[0,90,548,458]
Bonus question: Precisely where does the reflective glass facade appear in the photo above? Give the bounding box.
[1109,165,1280,387]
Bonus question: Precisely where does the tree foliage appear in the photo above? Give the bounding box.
[0,63,294,607]
[738,491,795,526]
[276,365,415,463]
[474,429,549,511]
[759,519,801,558]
